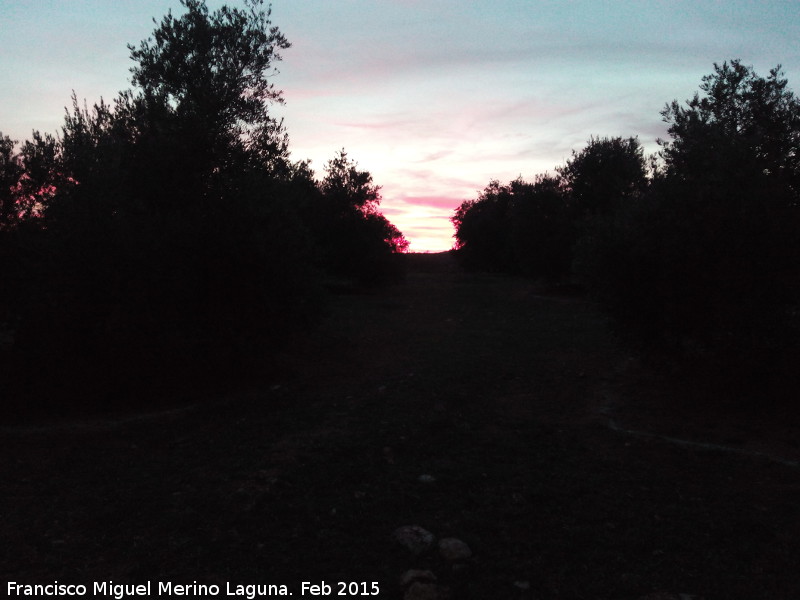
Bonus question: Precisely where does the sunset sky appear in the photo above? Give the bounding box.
[2,0,799,251]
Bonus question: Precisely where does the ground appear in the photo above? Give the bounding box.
[2,253,799,599]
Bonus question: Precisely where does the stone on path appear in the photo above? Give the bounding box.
[404,582,451,600]
[400,570,437,587]
[438,537,472,562]
[392,525,435,555]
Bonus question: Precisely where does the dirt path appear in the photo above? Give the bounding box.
[3,254,800,599]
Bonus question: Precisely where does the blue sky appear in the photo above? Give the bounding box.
[2,0,799,250]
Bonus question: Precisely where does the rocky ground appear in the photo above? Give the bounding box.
[3,253,800,599]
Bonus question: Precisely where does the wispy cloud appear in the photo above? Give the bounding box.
[2,0,800,250]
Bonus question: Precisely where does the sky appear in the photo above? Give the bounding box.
[2,1,800,251]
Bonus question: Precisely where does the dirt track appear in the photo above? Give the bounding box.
[3,253,800,599]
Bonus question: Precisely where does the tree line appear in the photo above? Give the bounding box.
[453,60,800,394]
[0,0,407,416]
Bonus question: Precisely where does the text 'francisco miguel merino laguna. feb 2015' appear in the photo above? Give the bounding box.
[7,581,382,598]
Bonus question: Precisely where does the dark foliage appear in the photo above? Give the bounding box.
[451,61,800,395]
[509,175,576,281]
[452,175,575,279]
[0,0,406,417]
[0,133,25,228]
[304,149,408,285]
[558,136,648,218]
[452,180,517,273]
[452,137,646,283]
[578,61,800,385]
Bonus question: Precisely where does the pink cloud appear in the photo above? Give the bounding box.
[377,194,462,252]
[333,117,419,131]
[413,150,453,162]
[391,195,464,210]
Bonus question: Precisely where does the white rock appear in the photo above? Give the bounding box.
[514,581,530,590]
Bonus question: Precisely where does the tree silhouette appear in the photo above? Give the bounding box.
[1,0,412,416]
[580,61,800,381]
[558,136,647,218]
[319,149,382,215]
[0,133,23,228]
[510,175,575,282]
[128,0,291,181]
[660,60,800,193]
[452,180,516,272]
[453,137,646,281]
[307,150,408,284]
[0,0,314,414]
